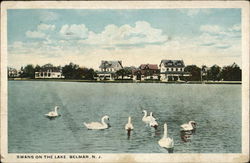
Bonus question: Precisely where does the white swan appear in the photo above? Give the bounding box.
[125,116,134,131]
[84,115,110,130]
[149,119,158,129]
[158,123,174,150]
[45,106,60,118]
[142,110,152,123]
[125,116,134,136]
[180,121,197,131]
[149,112,156,121]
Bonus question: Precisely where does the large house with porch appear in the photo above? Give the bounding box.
[132,64,160,81]
[159,59,190,81]
[35,64,64,79]
[96,60,123,80]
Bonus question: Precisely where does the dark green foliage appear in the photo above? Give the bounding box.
[116,67,132,79]
[207,65,221,81]
[62,62,95,79]
[184,65,201,81]
[62,62,82,79]
[221,63,241,81]
[20,64,35,78]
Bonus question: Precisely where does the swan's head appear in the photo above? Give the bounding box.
[189,121,196,127]
[103,115,109,121]
[142,110,146,114]
[55,106,59,109]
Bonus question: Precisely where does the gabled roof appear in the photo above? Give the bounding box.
[160,60,185,67]
[99,60,123,69]
[139,64,158,70]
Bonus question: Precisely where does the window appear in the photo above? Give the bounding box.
[167,68,169,71]
[171,68,173,71]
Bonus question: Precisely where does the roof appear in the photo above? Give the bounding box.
[139,64,158,70]
[39,64,61,72]
[99,60,123,69]
[160,60,185,67]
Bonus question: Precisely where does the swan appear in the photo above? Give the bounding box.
[125,116,134,131]
[125,116,134,136]
[158,123,174,150]
[45,106,60,118]
[149,119,158,129]
[84,115,110,130]
[180,121,197,131]
[149,112,156,121]
[142,110,152,123]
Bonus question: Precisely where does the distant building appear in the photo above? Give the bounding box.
[159,59,190,81]
[8,67,21,78]
[35,64,64,79]
[96,60,123,80]
[132,64,160,81]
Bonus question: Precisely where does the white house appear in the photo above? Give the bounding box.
[159,59,190,81]
[96,60,123,80]
[35,64,64,79]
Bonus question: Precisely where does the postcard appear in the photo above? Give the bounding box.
[1,1,249,162]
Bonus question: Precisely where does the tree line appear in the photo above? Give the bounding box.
[10,62,241,81]
[16,63,96,80]
[185,63,241,81]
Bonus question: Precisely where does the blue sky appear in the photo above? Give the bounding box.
[8,9,241,69]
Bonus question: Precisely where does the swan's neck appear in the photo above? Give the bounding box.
[143,111,147,117]
[163,124,167,138]
[128,117,131,123]
[54,107,58,114]
[150,112,153,117]
[189,121,193,126]
[101,117,107,125]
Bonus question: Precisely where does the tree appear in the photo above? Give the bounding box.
[221,63,241,81]
[116,67,133,79]
[20,64,35,78]
[184,65,201,81]
[116,69,126,79]
[62,62,80,79]
[34,65,41,72]
[207,65,221,81]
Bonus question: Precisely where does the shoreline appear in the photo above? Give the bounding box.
[8,78,242,84]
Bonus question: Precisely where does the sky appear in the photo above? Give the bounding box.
[7,9,241,69]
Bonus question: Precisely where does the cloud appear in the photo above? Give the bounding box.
[80,21,167,47]
[9,22,241,69]
[229,24,241,32]
[37,24,55,31]
[200,25,222,33]
[25,23,56,39]
[59,24,89,39]
[26,30,46,38]
[198,24,241,51]
[39,11,59,21]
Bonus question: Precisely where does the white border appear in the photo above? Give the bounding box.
[1,1,249,162]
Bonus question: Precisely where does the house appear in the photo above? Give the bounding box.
[96,60,123,80]
[159,59,190,81]
[132,64,160,81]
[35,64,64,79]
[8,67,21,78]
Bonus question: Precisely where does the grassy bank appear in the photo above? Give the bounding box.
[8,78,242,84]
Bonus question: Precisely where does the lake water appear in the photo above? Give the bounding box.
[8,81,241,153]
